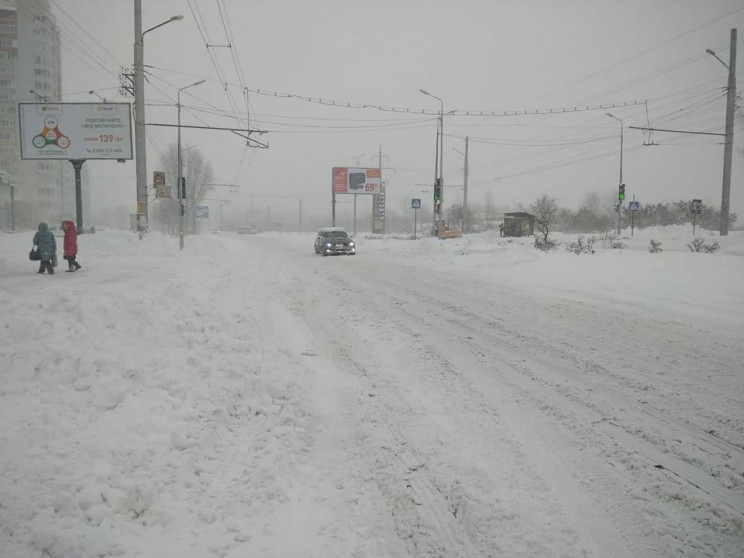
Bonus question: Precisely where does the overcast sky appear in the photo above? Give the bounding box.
[52,0,744,228]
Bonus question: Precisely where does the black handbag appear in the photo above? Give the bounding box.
[29,247,40,261]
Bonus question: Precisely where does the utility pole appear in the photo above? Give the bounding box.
[720,28,737,236]
[607,113,624,235]
[133,5,182,237]
[133,0,147,235]
[420,89,444,237]
[463,136,469,233]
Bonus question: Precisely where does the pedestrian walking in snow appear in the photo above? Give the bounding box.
[32,222,56,274]
[62,220,81,272]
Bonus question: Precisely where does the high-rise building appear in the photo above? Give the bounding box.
[0,0,71,230]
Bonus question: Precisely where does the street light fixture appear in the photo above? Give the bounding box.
[144,14,183,36]
[705,28,737,236]
[29,89,49,102]
[420,89,445,237]
[705,48,729,69]
[89,91,107,102]
[134,1,183,235]
[607,112,624,235]
[177,79,206,251]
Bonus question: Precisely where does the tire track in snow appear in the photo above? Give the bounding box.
[303,266,636,557]
[348,260,744,555]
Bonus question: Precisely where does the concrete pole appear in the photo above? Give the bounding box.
[433,129,439,235]
[607,113,624,235]
[177,89,184,250]
[9,182,15,230]
[133,0,147,233]
[176,80,204,250]
[133,7,182,236]
[439,102,444,236]
[618,121,623,235]
[463,136,469,232]
[720,28,737,236]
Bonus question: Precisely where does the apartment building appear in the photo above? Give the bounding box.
[0,0,76,230]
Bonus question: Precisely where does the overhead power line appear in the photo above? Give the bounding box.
[243,87,647,117]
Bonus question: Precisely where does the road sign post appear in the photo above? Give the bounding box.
[628,199,640,236]
[411,198,421,239]
[691,199,702,235]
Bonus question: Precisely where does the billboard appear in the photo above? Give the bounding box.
[332,167,381,195]
[19,102,133,160]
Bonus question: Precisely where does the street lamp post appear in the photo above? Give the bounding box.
[177,80,205,251]
[134,0,182,236]
[706,28,737,236]
[420,89,444,237]
[607,113,624,235]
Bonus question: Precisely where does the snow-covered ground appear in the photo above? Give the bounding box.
[1,225,743,558]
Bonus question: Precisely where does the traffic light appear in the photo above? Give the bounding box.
[433,178,442,213]
[618,183,626,201]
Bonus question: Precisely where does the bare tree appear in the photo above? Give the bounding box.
[447,202,477,232]
[151,144,214,233]
[530,194,558,244]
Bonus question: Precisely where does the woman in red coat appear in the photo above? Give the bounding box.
[62,220,82,272]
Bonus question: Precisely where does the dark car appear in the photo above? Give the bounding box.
[314,227,356,256]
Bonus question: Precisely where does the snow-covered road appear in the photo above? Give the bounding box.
[1,228,742,557]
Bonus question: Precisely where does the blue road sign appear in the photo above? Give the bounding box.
[195,205,209,219]
[411,198,421,209]
[628,201,640,211]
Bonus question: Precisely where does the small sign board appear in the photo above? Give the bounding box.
[411,198,421,209]
[195,205,209,219]
[691,199,702,215]
[153,171,169,198]
[628,200,640,211]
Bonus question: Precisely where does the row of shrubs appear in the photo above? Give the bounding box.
[534,234,720,254]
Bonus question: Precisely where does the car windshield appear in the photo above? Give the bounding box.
[323,231,348,239]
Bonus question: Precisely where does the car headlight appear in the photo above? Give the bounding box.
[325,242,332,247]
[349,241,355,247]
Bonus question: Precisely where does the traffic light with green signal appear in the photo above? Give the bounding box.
[618,183,626,201]
[434,178,442,212]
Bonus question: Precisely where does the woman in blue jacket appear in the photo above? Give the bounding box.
[32,222,57,274]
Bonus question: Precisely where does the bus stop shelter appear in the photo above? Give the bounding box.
[502,212,535,237]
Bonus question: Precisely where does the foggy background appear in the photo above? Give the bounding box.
[53,0,743,232]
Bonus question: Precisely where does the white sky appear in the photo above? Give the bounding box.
[50,0,744,227]
[1,226,743,556]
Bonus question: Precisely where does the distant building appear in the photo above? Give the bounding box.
[502,212,535,237]
[0,0,76,230]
